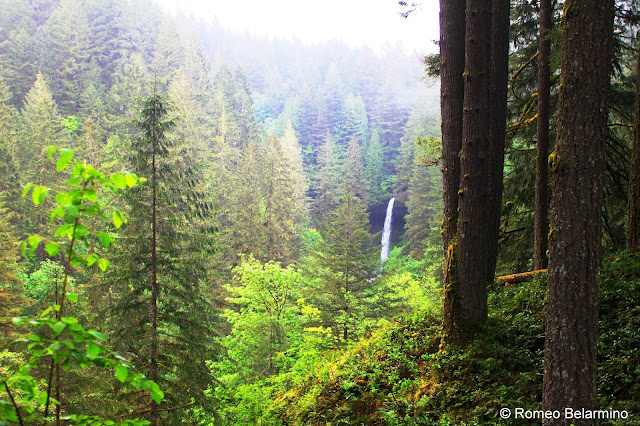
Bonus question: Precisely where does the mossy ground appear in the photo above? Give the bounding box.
[272,252,640,425]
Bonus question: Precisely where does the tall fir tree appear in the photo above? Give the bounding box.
[344,135,368,204]
[19,73,64,184]
[105,88,217,424]
[312,131,342,224]
[543,0,615,418]
[42,0,93,114]
[311,191,377,345]
[364,128,386,206]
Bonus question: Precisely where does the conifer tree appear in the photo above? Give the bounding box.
[406,143,441,259]
[311,191,377,345]
[628,43,640,252]
[0,76,19,158]
[364,129,386,205]
[42,0,93,114]
[105,88,217,424]
[312,131,342,224]
[543,0,615,417]
[151,18,185,84]
[344,135,368,203]
[225,141,267,261]
[262,134,307,264]
[19,73,64,184]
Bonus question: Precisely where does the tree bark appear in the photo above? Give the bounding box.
[440,0,466,345]
[534,0,552,269]
[440,0,466,256]
[486,0,510,284]
[628,37,640,253]
[443,0,493,345]
[150,100,159,426]
[543,1,614,424]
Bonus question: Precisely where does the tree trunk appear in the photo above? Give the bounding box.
[150,107,159,426]
[443,0,493,345]
[628,38,640,253]
[440,0,466,256]
[534,0,552,269]
[440,0,466,345]
[543,1,614,424]
[486,0,510,284]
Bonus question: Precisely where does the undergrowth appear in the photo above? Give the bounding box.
[270,252,640,425]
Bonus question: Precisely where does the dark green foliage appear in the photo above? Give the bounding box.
[308,191,380,345]
[104,90,218,422]
[598,252,640,415]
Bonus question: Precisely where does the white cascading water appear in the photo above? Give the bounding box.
[381,197,395,262]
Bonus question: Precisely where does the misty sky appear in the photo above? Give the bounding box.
[151,0,440,54]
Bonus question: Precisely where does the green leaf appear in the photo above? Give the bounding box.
[84,189,97,202]
[71,256,86,267]
[45,242,60,257]
[27,234,41,256]
[113,210,124,228]
[65,293,78,303]
[32,185,49,205]
[110,173,127,190]
[149,381,164,404]
[67,177,81,186]
[98,258,111,272]
[50,206,65,222]
[87,342,102,360]
[47,145,57,160]
[125,173,137,188]
[22,183,34,198]
[56,192,72,205]
[65,205,79,220]
[56,149,74,171]
[88,330,106,341]
[86,253,99,266]
[96,231,113,249]
[51,321,66,336]
[115,365,129,383]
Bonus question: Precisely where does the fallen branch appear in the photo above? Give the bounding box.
[495,269,548,285]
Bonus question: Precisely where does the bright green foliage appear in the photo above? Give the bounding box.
[1,148,155,425]
[365,128,386,206]
[211,256,324,425]
[225,257,305,378]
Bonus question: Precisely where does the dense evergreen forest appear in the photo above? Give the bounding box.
[0,0,639,425]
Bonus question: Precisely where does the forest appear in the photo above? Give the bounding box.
[0,0,639,425]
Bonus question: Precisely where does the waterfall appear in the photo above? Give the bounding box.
[381,197,395,262]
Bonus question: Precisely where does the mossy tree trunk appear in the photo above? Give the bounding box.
[440,0,466,344]
[543,1,615,423]
[533,0,552,269]
[439,0,465,257]
[441,0,509,346]
[486,0,510,285]
[628,37,640,253]
[454,0,492,337]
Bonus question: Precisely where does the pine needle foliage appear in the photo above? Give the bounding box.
[104,87,219,423]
